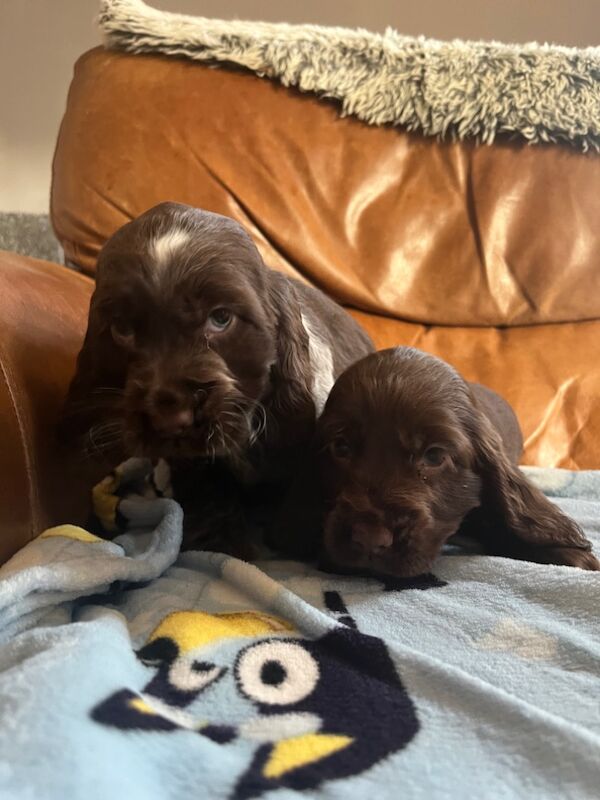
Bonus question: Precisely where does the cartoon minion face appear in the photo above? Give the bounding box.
[92,608,419,798]
[136,610,296,713]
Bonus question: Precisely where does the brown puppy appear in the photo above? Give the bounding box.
[274,347,599,576]
[61,202,373,549]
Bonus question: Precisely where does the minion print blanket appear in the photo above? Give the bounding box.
[0,459,599,799]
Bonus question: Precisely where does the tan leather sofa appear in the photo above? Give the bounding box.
[2,46,599,564]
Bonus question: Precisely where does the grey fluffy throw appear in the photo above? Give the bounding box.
[99,0,600,152]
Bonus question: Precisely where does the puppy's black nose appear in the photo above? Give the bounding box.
[148,388,194,437]
[150,407,194,437]
[351,523,393,555]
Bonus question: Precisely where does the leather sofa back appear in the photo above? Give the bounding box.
[52,48,600,328]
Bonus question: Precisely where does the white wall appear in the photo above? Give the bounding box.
[1,0,599,213]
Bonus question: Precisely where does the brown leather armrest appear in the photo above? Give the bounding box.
[0,251,94,564]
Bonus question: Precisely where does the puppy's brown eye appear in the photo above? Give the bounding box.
[421,446,447,468]
[206,308,233,332]
[110,318,135,346]
[331,436,352,460]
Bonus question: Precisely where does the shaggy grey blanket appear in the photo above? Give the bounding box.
[98,0,600,151]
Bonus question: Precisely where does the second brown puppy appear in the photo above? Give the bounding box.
[275,347,599,576]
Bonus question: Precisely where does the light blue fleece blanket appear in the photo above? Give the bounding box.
[0,461,599,800]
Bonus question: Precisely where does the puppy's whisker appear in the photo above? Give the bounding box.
[83,436,119,460]
[206,423,217,462]
[85,432,122,452]
[219,409,247,428]
[224,398,251,413]
[90,435,123,449]
[96,429,124,443]
[250,402,267,443]
[87,423,124,441]
[83,418,125,460]
[221,397,263,444]
[220,413,255,449]
[218,424,243,457]
[90,420,124,434]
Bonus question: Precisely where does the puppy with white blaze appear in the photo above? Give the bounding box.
[61,202,373,553]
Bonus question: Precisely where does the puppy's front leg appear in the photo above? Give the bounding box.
[171,461,260,560]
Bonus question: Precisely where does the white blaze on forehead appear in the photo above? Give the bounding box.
[301,312,335,417]
[151,228,191,269]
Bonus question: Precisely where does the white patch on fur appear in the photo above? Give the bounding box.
[152,228,190,269]
[302,313,334,417]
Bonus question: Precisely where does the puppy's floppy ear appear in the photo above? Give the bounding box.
[59,290,129,444]
[266,272,315,428]
[467,402,597,568]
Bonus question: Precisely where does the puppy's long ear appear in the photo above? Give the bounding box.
[266,273,315,439]
[468,404,598,569]
[59,291,129,446]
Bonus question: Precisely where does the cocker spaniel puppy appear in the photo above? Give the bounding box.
[61,202,373,550]
[274,347,598,575]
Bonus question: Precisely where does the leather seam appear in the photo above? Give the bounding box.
[0,343,39,541]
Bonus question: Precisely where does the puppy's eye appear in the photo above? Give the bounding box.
[110,318,135,347]
[421,446,448,468]
[206,308,233,332]
[331,436,352,460]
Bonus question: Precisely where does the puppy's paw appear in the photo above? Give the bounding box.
[535,546,600,571]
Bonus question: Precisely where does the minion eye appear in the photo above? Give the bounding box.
[169,657,226,693]
[235,640,320,706]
